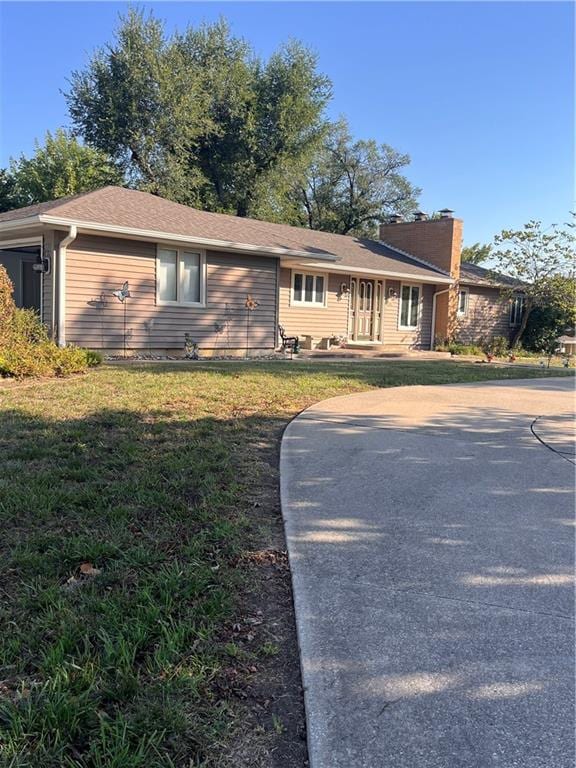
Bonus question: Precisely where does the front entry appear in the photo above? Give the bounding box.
[0,246,42,313]
[349,278,383,342]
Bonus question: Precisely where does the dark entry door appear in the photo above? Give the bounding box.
[21,260,41,312]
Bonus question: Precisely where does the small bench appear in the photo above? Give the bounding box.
[278,325,299,355]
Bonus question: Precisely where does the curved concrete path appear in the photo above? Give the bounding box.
[280,378,575,768]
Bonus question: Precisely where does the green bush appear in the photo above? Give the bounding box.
[447,342,485,356]
[481,336,509,357]
[85,349,104,367]
[0,265,95,379]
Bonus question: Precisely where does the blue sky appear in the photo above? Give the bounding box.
[0,1,573,245]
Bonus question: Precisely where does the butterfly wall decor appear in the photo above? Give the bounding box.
[245,294,259,310]
[112,281,131,303]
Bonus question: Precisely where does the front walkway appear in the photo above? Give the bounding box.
[280,378,575,768]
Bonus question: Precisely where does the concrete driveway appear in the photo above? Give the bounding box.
[280,378,575,768]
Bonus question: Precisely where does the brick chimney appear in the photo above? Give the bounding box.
[379,210,463,279]
[379,211,464,342]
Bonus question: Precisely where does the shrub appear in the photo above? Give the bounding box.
[447,342,484,356]
[481,336,509,358]
[0,265,94,378]
[85,349,104,367]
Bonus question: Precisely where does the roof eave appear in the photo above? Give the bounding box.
[290,260,454,284]
[0,215,44,232]
[36,215,338,261]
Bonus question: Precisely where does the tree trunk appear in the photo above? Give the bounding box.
[512,305,531,348]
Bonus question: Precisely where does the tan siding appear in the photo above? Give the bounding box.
[456,286,511,343]
[278,268,350,340]
[382,280,433,348]
[280,270,434,349]
[65,234,278,351]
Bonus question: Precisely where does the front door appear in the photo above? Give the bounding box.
[350,278,374,341]
[349,278,384,342]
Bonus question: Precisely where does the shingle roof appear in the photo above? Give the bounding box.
[0,186,451,281]
[460,261,519,288]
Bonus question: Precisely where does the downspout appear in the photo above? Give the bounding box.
[57,225,77,347]
[431,287,451,350]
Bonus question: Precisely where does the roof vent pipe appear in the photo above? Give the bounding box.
[414,211,428,221]
[439,208,454,219]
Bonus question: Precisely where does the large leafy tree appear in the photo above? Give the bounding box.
[491,219,575,347]
[0,170,17,213]
[66,10,331,217]
[290,120,419,237]
[461,242,491,265]
[521,276,576,353]
[0,130,122,212]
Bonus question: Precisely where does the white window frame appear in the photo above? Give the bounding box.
[398,282,422,330]
[156,245,206,307]
[509,294,526,327]
[290,270,328,308]
[457,287,469,316]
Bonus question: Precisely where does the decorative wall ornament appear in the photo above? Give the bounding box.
[112,281,131,303]
[112,281,131,357]
[184,333,199,360]
[244,294,260,357]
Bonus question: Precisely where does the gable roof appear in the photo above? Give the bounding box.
[0,186,452,283]
[460,261,520,289]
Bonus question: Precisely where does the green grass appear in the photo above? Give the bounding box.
[0,360,571,767]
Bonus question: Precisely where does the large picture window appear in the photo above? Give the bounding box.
[291,271,326,306]
[510,295,526,327]
[157,248,205,305]
[399,284,421,329]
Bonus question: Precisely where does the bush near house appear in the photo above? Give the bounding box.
[0,265,100,378]
[436,335,511,358]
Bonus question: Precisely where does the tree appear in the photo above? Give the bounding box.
[0,170,17,213]
[461,242,491,265]
[491,219,576,347]
[1,129,122,211]
[521,276,576,353]
[291,120,419,237]
[66,10,331,217]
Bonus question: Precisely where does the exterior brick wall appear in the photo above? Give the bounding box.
[379,217,463,341]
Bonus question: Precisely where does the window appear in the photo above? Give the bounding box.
[399,284,421,329]
[157,248,204,305]
[457,288,469,316]
[291,271,326,306]
[510,295,526,327]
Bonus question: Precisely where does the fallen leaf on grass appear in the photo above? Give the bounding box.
[79,562,101,576]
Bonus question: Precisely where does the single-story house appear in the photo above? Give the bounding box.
[557,334,576,355]
[0,186,522,355]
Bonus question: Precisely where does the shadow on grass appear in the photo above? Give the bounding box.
[0,405,287,768]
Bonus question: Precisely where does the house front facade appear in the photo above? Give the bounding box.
[0,187,520,356]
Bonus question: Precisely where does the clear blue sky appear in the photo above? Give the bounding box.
[0,1,573,245]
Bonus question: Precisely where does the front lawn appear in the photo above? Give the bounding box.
[0,361,571,767]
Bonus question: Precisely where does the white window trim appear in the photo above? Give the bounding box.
[290,269,328,308]
[398,282,422,330]
[509,295,525,327]
[156,245,207,307]
[457,287,469,316]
